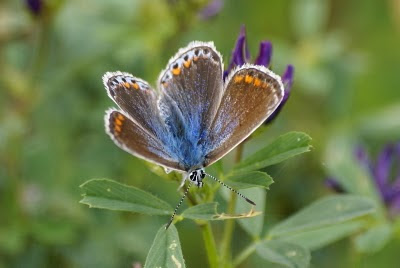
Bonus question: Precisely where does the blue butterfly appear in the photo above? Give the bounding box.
[103,41,284,228]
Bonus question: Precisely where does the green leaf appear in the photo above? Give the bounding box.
[234,132,312,173]
[182,203,218,220]
[144,224,186,268]
[269,195,375,237]
[80,179,173,215]
[276,221,363,250]
[181,202,262,221]
[256,240,310,268]
[225,171,274,189]
[355,223,392,253]
[220,187,265,237]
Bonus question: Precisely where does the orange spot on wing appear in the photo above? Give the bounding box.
[124,82,130,88]
[234,75,244,83]
[114,125,121,133]
[261,82,269,89]
[254,78,261,87]
[193,56,199,62]
[115,118,123,126]
[172,67,181,76]
[117,114,125,121]
[132,83,139,89]
[245,75,254,84]
[183,60,191,68]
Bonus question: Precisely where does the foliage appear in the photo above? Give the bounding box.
[80,132,375,268]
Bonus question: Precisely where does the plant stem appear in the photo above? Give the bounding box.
[232,243,257,267]
[234,143,244,163]
[200,222,219,268]
[220,192,237,266]
[220,143,244,267]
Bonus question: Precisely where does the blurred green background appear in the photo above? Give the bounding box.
[1,0,400,267]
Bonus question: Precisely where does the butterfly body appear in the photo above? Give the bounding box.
[103,41,284,185]
[188,168,206,187]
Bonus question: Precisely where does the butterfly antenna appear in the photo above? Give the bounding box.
[205,173,256,206]
[165,182,192,229]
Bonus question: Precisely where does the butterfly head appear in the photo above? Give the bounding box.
[188,168,205,187]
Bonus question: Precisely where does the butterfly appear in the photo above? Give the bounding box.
[102,41,284,228]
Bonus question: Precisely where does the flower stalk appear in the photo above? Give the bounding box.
[200,222,220,268]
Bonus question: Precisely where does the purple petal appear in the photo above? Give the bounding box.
[26,0,42,15]
[282,65,294,92]
[255,41,272,67]
[198,0,224,20]
[241,25,250,61]
[264,65,294,124]
[374,144,394,200]
[224,25,249,80]
[386,143,400,204]
[324,177,345,193]
[354,145,374,174]
[223,70,230,80]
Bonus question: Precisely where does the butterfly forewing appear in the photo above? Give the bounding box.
[158,42,224,132]
[103,72,166,137]
[156,42,225,170]
[204,64,284,166]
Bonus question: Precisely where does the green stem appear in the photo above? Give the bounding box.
[234,143,244,163]
[220,192,237,266]
[232,243,257,267]
[220,144,244,267]
[200,222,219,268]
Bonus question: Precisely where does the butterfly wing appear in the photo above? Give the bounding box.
[103,72,184,171]
[204,64,284,167]
[157,41,225,170]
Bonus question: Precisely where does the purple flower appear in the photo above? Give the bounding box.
[25,0,43,15]
[326,143,400,217]
[198,0,224,20]
[374,144,400,214]
[224,26,294,124]
[324,177,345,193]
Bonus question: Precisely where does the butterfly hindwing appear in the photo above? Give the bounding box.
[105,109,183,171]
[204,64,284,166]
